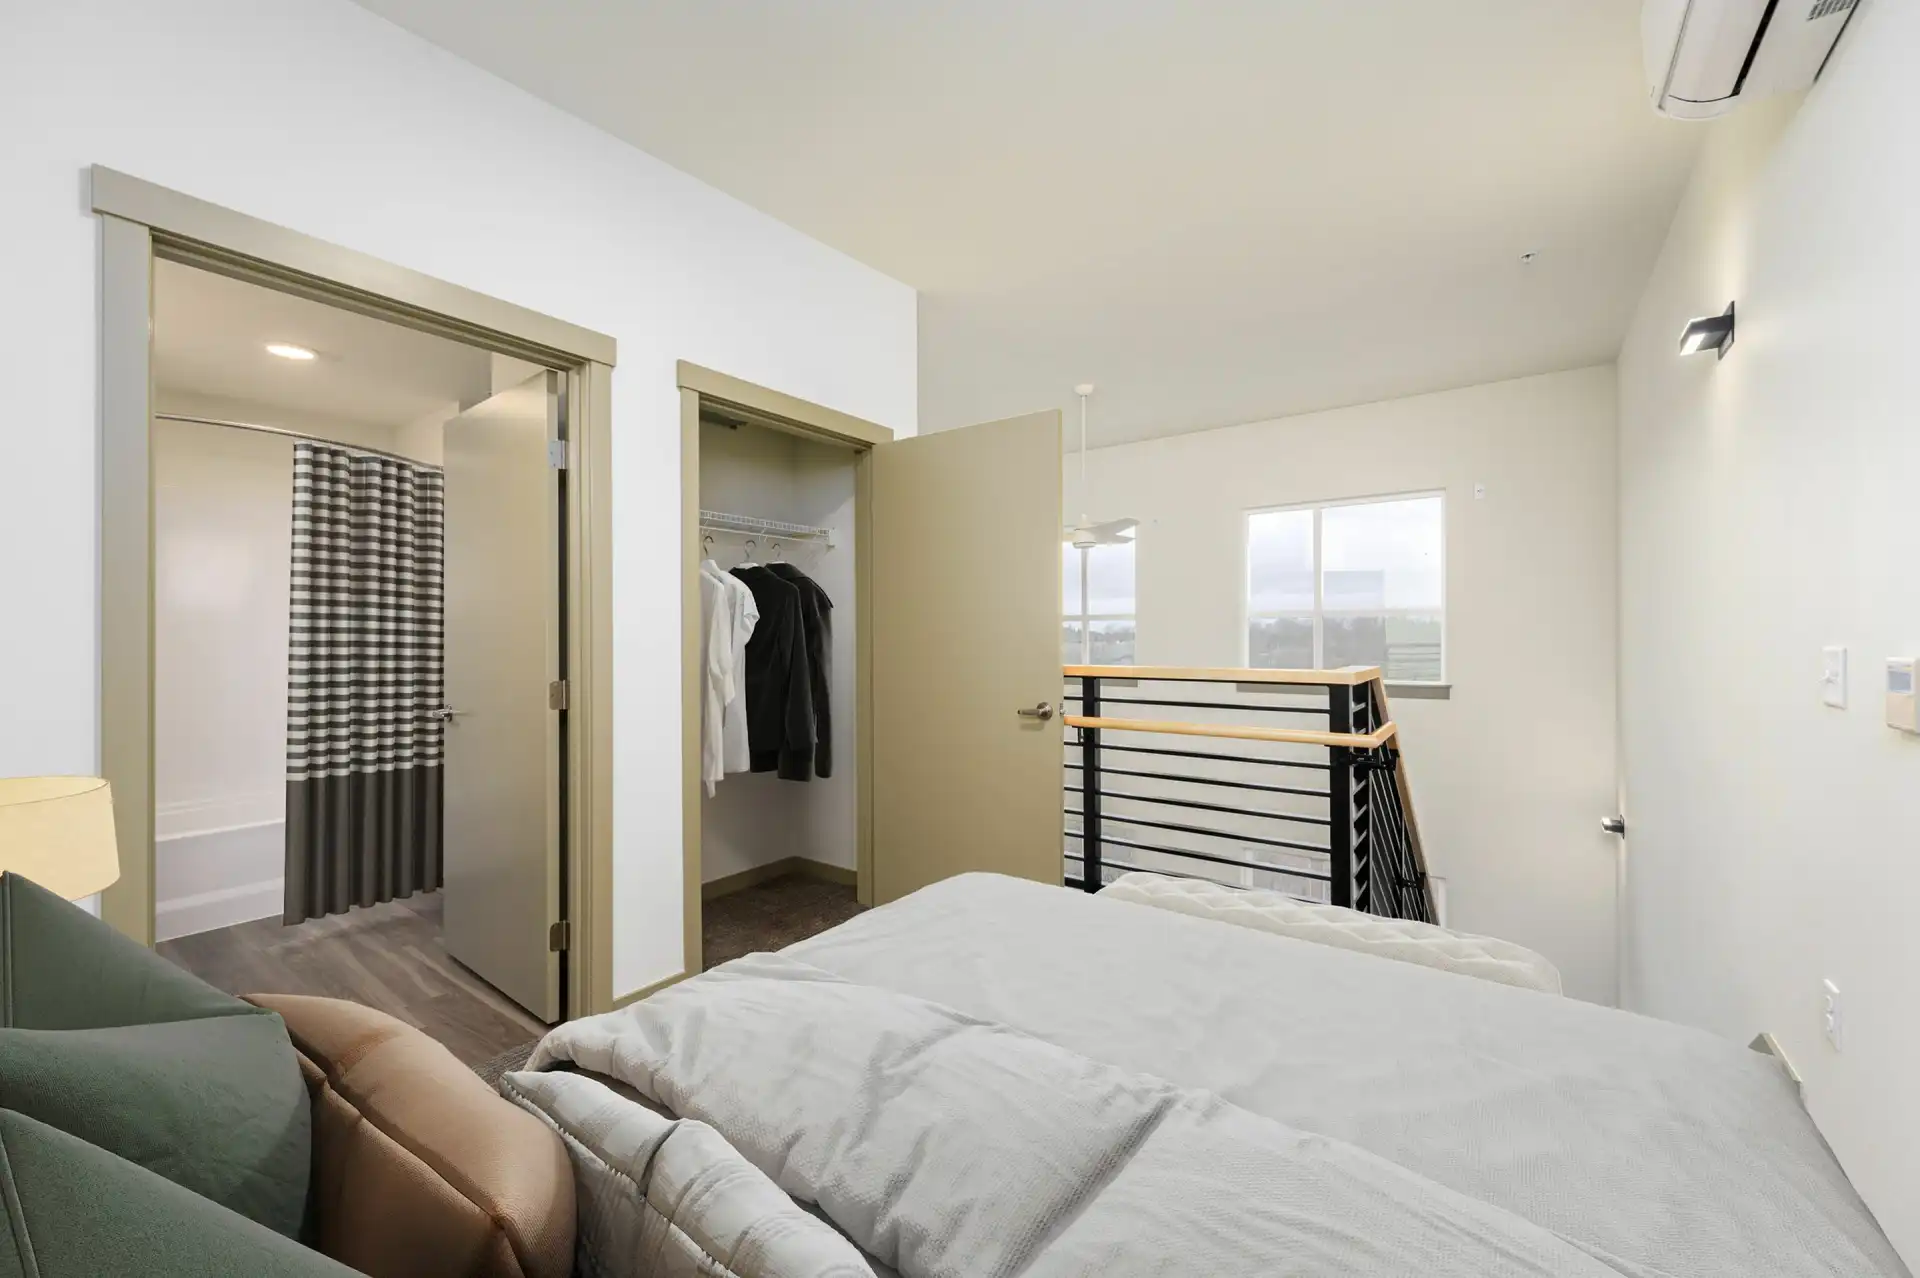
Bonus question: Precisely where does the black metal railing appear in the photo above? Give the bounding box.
[1063,669,1433,922]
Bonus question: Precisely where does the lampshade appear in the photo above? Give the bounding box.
[0,777,121,900]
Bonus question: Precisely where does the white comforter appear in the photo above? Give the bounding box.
[533,873,1906,1278]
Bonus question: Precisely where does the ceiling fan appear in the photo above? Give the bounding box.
[1064,383,1138,550]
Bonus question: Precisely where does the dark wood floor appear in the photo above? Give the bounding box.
[157,892,546,1067]
[158,876,865,1068]
[703,874,865,969]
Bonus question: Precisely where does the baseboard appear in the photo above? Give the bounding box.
[156,878,284,942]
[702,856,857,901]
[611,969,688,1011]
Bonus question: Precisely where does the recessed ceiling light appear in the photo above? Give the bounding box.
[265,343,316,361]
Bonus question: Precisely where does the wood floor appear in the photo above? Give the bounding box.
[156,892,545,1067]
[158,876,866,1068]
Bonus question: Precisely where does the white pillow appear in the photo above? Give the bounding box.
[1098,872,1562,995]
[502,1068,875,1278]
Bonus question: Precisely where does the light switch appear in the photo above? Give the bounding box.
[1821,646,1847,709]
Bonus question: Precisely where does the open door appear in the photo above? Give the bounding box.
[871,410,1064,902]
[441,371,563,1021]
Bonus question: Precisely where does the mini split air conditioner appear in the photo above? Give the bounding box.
[1644,0,1859,120]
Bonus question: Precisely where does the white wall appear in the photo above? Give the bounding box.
[153,419,294,940]
[1083,367,1620,1002]
[698,421,858,883]
[0,0,915,996]
[1616,1,1919,1258]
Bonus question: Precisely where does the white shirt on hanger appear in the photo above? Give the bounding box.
[702,560,759,780]
[698,566,734,797]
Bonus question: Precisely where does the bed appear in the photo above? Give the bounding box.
[507,872,1907,1278]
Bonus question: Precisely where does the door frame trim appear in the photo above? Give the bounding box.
[92,166,617,1021]
[677,361,893,978]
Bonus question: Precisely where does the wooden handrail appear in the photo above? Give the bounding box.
[1064,664,1433,923]
[1064,664,1381,687]
[1063,714,1397,750]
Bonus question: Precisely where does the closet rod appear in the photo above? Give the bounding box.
[154,413,434,469]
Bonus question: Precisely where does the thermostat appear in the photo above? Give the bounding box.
[1886,658,1918,733]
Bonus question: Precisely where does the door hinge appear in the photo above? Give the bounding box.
[548,920,570,952]
[548,439,570,469]
[548,679,569,711]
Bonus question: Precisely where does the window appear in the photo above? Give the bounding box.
[1245,493,1443,682]
[1063,538,1136,665]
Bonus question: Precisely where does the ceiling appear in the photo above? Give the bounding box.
[153,261,494,428]
[352,0,1702,445]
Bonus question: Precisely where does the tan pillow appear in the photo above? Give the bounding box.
[246,993,574,1278]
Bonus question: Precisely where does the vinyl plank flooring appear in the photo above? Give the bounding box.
[156,892,546,1068]
[161,878,868,1071]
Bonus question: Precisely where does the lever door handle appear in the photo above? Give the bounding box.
[1600,815,1626,836]
[426,706,464,722]
[1016,702,1055,721]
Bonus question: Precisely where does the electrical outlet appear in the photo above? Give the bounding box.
[1821,979,1843,1052]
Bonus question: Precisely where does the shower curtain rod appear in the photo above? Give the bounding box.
[154,412,437,469]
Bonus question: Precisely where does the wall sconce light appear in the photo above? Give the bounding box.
[1679,303,1736,359]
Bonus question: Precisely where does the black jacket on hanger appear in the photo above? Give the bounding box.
[731,565,815,781]
[768,563,832,779]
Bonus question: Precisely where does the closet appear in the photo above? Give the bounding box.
[696,408,860,912]
[679,362,1073,979]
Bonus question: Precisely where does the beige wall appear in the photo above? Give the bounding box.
[1082,366,1619,1002]
[1616,0,1918,1259]
[158,389,441,464]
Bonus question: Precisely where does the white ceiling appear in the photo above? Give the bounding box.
[153,260,494,428]
[352,0,1702,445]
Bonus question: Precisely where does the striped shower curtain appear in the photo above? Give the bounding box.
[283,441,446,924]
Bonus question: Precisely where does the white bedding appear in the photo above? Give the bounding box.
[501,1067,875,1278]
[528,873,1906,1278]
[1098,870,1563,993]
[534,954,1628,1277]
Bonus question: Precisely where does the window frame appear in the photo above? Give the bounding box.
[1064,538,1138,665]
[1241,489,1447,683]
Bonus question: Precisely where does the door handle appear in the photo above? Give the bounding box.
[426,706,464,722]
[1600,815,1626,836]
[1016,702,1055,721]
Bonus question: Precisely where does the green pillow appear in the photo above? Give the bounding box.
[0,1109,351,1277]
[0,873,246,1031]
[0,874,310,1238]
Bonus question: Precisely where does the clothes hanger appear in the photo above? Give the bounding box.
[737,538,759,569]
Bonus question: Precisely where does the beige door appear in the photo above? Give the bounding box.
[871,410,1064,903]
[441,371,563,1021]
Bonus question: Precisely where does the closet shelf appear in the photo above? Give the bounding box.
[698,509,835,549]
